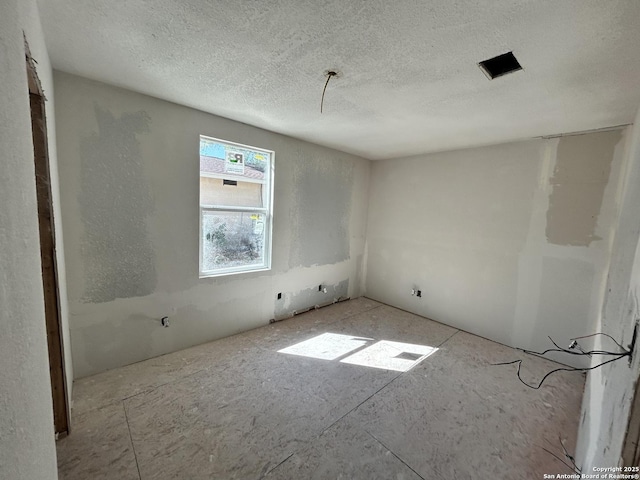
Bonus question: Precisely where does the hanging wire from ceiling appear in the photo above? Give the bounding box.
[320,70,338,114]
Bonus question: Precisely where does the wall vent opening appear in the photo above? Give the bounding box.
[478,51,522,79]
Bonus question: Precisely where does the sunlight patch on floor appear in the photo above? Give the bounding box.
[277,333,373,360]
[278,332,438,372]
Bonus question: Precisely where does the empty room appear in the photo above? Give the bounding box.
[3,0,640,479]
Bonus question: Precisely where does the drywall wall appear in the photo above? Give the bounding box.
[0,0,59,478]
[54,72,370,378]
[365,129,629,368]
[576,107,640,470]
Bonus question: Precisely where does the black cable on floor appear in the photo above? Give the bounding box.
[492,353,628,389]
[492,332,631,389]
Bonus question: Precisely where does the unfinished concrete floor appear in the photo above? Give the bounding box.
[57,298,584,479]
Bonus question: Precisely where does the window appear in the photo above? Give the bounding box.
[199,136,274,277]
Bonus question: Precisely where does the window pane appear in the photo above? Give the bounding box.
[201,210,266,272]
[199,136,273,277]
[200,138,269,184]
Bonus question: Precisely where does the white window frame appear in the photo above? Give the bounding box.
[199,136,274,278]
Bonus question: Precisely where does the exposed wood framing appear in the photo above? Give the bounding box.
[26,38,69,437]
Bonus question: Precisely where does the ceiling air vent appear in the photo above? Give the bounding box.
[478,51,522,79]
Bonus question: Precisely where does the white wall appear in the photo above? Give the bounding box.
[0,0,59,478]
[577,107,640,469]
[365,129,630,367]
[54,72,371,378]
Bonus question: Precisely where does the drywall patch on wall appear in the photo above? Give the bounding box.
[79,105,156,303]
[533,256,595,367]
[289,156,353,268]
[546,130,621,246]
[511,140,558,353]
[69,260,355,377]
[275,279,349,320]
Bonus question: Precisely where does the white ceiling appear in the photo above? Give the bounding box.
[38,0,640,160]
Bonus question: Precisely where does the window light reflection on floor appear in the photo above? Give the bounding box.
[277,333,373,361]
[278,333,438,372]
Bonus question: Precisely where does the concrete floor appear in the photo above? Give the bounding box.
[57,298,585,479]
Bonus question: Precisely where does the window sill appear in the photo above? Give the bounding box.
[199,265,271,279]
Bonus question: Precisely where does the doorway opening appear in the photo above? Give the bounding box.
[26,39,70,437]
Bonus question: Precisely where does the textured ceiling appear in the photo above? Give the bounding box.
[38,0,640,160]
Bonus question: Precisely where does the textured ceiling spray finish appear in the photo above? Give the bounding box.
[38,0,640,159]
